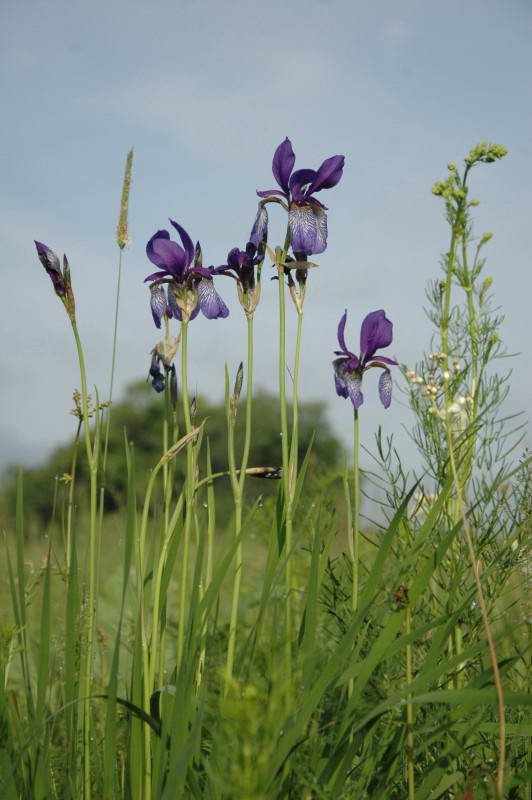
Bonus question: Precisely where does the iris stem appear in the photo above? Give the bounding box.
[70,320,98,800]
[277,228,293,683]
[65,420,81,572]
[352,408,360,613]
[225,316,254,693]
[177,321,193,668]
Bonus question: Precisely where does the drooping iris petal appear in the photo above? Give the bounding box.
[345,372,364,408]
[309,155,345,193]
[272,137,295,195]
[289,203,328,255]
[197,278,229,319]
[333,358,349,399]
[169,219,195,268]
[378,369,393,409]
[152,372,165,393]
[360,310,393,363]
[150,285,167,329]
[250,205,268,248]
[167,285,182,321]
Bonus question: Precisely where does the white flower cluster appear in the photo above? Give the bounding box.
[406,353,472,430]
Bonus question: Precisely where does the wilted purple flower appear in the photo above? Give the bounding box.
[256,138,345,256]
[34,240,76,320]
[333,310,397,409]
[148,349,165,393]
[145,220,229,325]
[214,242,262,317]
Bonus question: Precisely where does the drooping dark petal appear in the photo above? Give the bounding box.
[35,240,66,295]
[289,168,317,202]
[333,358,349,398]
[197,278,229,319]
[152,372,165,392]
[249,205,268,248]
[150,285,167,329]
[149,350,165,393]
[169,219,195,268]
[167,285,182,321]
[289,203,328,255]
[360,310,393,363]
[272,137,295,194]
[309,155,345,193]
[378,369,393,409]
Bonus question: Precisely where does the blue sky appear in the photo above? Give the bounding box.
[1,0,531,471]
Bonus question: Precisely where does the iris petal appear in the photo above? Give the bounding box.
[289,204,328,255]
[360,310,393,362]
[197,278,229,319]
[309,155,345,193]
[250,205,268,248]
[378,369,393,409]
[345,373,364,408]
[150,285,167,329]
[169,219,195,268]
[272,137,295,194]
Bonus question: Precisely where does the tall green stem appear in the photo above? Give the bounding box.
[288,309,304,491]
[277,229,293,679]
[177,321,193,668]
[71,321,98,800]
[352,408,360,613]
[65,420,82,572]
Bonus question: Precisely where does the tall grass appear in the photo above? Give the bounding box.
[1,141,530,800]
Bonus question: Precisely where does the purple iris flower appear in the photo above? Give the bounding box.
[256,138,345,256]
[333,310,397,409]
[144,219,229,326]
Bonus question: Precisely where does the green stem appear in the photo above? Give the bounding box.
[65,421,81,572]
[177,321,193,668]
[224,316,254,693]
[352,408,360,613]
[288,309,304,494]
[71,320,98,800]
[277,228,293,680]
